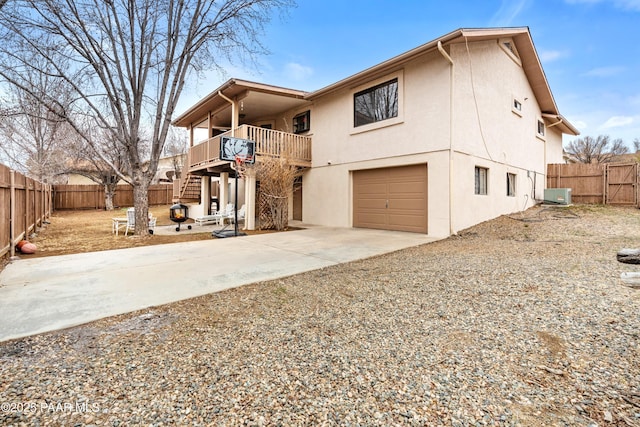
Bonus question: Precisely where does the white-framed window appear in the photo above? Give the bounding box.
[475,166,488,195]
[536,119,546,139]
[512,96,523,117]
[507,173,516,196]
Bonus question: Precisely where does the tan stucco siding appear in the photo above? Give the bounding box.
[310,50,451,168]
[452,40,547,170]
[300,37,567,237]
[448,40,552,232]
[302,152,451,237]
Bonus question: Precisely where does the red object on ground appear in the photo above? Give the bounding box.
[16,240,37,254]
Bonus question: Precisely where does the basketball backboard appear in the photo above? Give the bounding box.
[220,136,256,163]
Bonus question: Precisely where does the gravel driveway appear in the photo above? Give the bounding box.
[1,205,639,426]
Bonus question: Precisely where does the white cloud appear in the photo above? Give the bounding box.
[583,66,626,77]
[572,119,589,130]
[539,50,567,62]
[490,0,530,26]
[284,62,314,82]
[600,116,634,129]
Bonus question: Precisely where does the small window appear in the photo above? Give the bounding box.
[475,167,488,195]
[354,78,398,127]
[293,110,310,134]
[537,119,545,137]
[512,97,523,117]
[507,173,516,196]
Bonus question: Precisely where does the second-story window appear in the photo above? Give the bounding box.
[354,78,398,127]
[293,110,310,134]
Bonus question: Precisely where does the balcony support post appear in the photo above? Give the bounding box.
[201,177,211,215]
[220,172,229,210]
[244,170,257,230]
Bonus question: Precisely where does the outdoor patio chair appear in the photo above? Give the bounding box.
[124,207,157,235]
[228,204,246,224]
[213,203,234,225]
[124,208,136,236]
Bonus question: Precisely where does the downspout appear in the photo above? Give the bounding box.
[438,41,455,236]
[218,91,237,136]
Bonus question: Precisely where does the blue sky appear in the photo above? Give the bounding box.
[177,0,640,148]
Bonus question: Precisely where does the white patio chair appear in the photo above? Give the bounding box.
[125,207,157,235]
[213,203,234,225]
[124,207,135,236]
[229,204,246,224]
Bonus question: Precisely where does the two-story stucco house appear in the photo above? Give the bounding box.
[172,27,579,237]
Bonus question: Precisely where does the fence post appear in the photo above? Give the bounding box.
[10,170,15,258]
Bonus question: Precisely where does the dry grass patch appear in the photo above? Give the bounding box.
[17,205,278,259]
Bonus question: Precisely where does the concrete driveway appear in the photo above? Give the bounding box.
[0,225,441,342]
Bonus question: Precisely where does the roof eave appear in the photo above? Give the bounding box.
[172,78,308,128]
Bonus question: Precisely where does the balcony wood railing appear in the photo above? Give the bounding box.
[188,124,312,172]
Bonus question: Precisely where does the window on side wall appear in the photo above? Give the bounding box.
[537,119,545,138]
[354,78,398,127]
[507,173,516,196]
[293,110,310,134]
[475,167,488,195]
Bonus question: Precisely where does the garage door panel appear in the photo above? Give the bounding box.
[356,213,388,228]
[357,200,387,209]
[389,181,426,194]
[356,182,387,194]
[353,164,427,233]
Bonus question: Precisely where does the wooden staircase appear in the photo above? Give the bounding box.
[173,174,201,203]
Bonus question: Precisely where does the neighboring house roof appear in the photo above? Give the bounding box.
[307,27,578,136]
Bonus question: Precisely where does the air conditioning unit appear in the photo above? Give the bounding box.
[544,188,572,205]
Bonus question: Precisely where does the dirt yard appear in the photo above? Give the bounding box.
[13,205,277,259]
[1,204,639,426]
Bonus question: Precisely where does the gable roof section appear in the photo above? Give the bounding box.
[172,79,308,128]
[307,27,578,136]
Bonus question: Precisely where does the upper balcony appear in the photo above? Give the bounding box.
[188,124,312,175]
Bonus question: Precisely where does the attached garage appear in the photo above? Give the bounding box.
[353,164,428,233]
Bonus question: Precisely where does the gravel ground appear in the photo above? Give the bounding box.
[1,204,639,426]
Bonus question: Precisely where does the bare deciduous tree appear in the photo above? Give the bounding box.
[163,127,188,181]
[0,0,292,234]
[0,55,75,183]
[564,135,628,164]
[64,125,130,211]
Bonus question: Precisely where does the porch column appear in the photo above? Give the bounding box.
[201,177,211,215]
[220,172,229,209]
[244,171,256,230]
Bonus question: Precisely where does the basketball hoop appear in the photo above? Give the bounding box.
[233,154,254,178]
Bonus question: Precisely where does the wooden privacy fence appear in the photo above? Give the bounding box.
[547,162,639,206]
[53,184,174,210]
[0,164,53,259]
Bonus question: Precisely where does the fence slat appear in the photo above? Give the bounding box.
[53,184,175,210]
[0,164,52,259]
[547,162,639,207]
